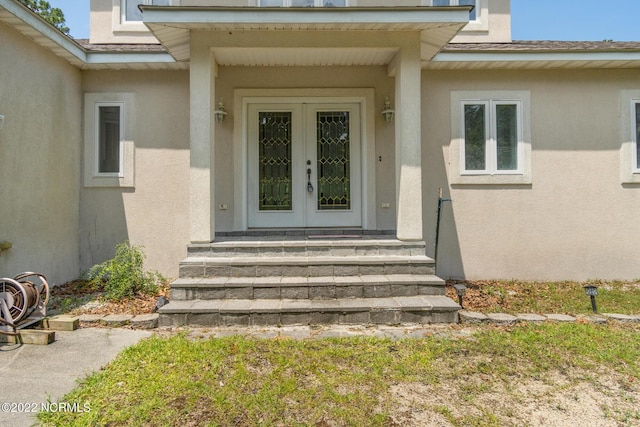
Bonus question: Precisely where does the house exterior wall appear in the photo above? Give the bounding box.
[80,70,190,278]
[0,21,82,285]
[424,68,640,281]
[90,0,510,45]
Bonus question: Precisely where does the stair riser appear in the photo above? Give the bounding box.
[158,310,458,327]
[179,264,435,278]
[170,284,445,301]
[188,247,426,258]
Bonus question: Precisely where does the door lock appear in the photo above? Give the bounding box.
[307,167,314,192]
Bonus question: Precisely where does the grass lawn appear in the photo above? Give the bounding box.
[446,279,640,315]
[38,280,640,426]
[39,322,640,427]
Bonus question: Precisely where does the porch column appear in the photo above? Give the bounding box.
[189,41,216,243]
[394,37,423,241]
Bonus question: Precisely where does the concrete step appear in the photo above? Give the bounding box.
[169,274,446,300]
[158,295,460,327]
[188,238,426,258]
[179,255,435,278]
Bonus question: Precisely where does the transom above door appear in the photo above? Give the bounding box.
[248,102,362,228]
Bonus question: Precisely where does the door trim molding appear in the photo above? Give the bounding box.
[233,88,376,231]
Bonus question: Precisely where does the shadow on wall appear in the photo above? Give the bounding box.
[80,189,130,274]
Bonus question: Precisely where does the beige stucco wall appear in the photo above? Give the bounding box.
[0,21,82,285]
[423,68,640,281]
[80,70,190,278]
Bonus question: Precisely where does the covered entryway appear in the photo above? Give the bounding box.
[247,101,362,228]
[140,5,471,242]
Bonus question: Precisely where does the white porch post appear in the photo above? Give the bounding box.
[189,41,216,243]
[394,37,423,241]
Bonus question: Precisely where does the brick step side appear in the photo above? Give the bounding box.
[179,255,435,278]
[170,275,446,300]
[158,296,460,327]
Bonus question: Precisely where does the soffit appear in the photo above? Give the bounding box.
[141,6,471,64]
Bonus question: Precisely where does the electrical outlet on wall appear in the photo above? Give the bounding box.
[218,204,228,210]
[381,202,391,208]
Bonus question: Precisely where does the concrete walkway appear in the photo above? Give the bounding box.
[0,328,152,427]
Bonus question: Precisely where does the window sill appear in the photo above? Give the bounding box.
[451,173,531,185]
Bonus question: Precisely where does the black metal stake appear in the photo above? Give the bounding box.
[434,188,452,275]
[590,295,598,313]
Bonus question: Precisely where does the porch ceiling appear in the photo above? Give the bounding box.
[141,6,470,65]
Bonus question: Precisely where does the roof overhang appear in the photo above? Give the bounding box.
[141,6,472,65]
[429,43,640,70]
[0,0,185,70]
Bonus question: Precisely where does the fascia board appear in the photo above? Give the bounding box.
[140,6,471,27]
[433,50,640,64]
[85,52,177,65]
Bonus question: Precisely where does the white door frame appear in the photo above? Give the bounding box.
[233,88,377,230]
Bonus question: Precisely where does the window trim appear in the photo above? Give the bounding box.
[84,93,135,188]
[620,90,640,184]
[450,90,531,185]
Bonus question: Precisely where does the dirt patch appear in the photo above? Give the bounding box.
[387,367,640,426]
[48,280,168,316]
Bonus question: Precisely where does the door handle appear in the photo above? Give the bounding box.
[307,162,314,192]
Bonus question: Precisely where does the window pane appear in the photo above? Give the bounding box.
[292,0,314,6]
[152,0,170,5]
[433,0,450,6]
[459,0,476,20]
[99,106,121,173]
[323,0,346,6]
[464,104,486,171]
[125,0,143,21]
[260,0,285,6]
[636,103,640,169]
[496,104,518,170]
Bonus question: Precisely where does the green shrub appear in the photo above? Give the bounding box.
[84,241,164,301]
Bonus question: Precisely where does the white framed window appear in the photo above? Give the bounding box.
[84,93,135,188]
[620,91,640,184]
[259,0,347,6]
[427,0,477,21]
[122,0,170,23]
[450,91,531,185]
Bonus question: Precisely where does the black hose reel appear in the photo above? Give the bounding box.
[0,272,50,336]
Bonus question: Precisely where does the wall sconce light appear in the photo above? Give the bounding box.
[214,98,227,124]
[583,285,598,313]
[0,114,5,130]
[381,97,395,123]
[453,283,467,308]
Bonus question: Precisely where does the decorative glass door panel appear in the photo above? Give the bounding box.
[316,111,351,211]
[258,112,293,211]
[248,102,361,228]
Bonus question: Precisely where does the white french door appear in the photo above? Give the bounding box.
[247,102,362,228]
